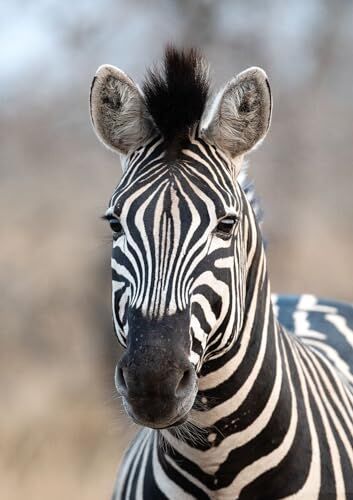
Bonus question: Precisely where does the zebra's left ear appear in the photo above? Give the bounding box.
[201,67,272,158]
[90,64,155,155]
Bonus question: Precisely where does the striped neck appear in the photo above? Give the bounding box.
[159,217,296,489]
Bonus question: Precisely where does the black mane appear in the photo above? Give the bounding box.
[143,46,210,151]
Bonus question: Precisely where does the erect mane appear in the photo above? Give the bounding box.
[142,46,210,150]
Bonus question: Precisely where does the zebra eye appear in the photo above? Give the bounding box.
[109,219,123,236]
[103,214,123,238]
[215,216,238,237]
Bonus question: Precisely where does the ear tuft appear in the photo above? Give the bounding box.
[89,65,155,155]
[202,66,272,158]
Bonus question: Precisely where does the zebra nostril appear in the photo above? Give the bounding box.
[176,369,193,397]
[116,367,127,393]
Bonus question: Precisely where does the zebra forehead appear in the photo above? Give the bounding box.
[110,163,239,215]
[108,165,262,229]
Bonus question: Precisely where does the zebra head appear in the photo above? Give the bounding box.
[90,48,272,429]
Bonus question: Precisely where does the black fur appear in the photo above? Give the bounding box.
[143,46,209,151]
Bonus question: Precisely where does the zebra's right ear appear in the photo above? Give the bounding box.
[90,65,155,155]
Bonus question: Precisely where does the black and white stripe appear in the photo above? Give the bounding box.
[90,47,353,499]
[110,138,353,499]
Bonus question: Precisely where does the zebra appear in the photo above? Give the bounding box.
[89,47,353,499]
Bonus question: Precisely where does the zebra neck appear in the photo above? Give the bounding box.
[194,272,287,437]
[161,254,296,478]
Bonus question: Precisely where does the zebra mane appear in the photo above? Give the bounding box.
[142,46,263,225]
[238,166,264,225]
[143,46,210,150]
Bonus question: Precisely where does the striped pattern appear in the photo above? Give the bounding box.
[109,134,246,367]
[109,136,353,499]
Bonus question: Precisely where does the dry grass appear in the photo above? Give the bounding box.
[0,392,136,500]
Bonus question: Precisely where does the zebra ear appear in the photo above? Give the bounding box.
[201,67,272,158]
[90,65,155,155]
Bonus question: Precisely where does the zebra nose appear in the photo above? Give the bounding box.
[115,362,195,399]
[115,355,197,427]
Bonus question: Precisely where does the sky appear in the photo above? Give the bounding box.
[1,0,337,108]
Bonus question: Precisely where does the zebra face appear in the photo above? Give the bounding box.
[104,146,247,428]
[90,48,272,428]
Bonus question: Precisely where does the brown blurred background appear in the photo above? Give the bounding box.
[1,1,353,499]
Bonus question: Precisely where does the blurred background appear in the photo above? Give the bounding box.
[1,0,353,498]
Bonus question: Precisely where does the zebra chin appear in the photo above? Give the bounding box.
[122,399,194,429]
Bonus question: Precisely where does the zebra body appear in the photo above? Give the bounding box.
[89,47,353,499]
